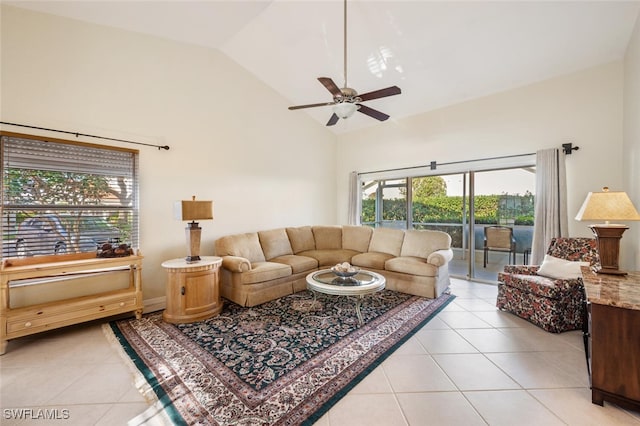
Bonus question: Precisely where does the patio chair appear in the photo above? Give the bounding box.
[496,237,599,333]
[483,226,516,267]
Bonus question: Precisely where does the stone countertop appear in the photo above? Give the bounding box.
[581,266,640,311]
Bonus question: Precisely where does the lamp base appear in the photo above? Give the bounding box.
[185,221,202,263]
[589,224,628,276]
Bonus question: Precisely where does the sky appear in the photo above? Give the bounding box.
[443,168,536,197]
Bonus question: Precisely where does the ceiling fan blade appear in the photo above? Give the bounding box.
[326,113,339,126]
[357,104,390,121]
[288,101,335,110]
[358,86,402,102]
[318,77,343,97]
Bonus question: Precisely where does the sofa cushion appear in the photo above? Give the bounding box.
[342,225,373,252]
[312,226,343,250]
[286,226,316,253]
[385,256,438,277]
[401,230,451,258]
[215,232,265,263]
[270,254,318,274]
[258,228,294,260]
[299,249,359,267]
[242,262,291,285]
[351,251,395,270]
[368,228,405,256]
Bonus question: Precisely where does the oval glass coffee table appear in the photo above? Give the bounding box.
[306,269,386,326]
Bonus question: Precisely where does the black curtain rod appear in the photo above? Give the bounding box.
[360,152,535,176]
[359,143,579,176]
[0,121,170,151]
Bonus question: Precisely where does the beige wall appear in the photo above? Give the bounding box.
[336,62,628,265]
[0,6,337,299]
[624,11,640,271]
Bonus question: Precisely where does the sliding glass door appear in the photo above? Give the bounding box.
[360,164,535,282]
[469,168,535,281]
[361,178,407,228]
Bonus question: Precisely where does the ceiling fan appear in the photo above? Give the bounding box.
[288,0,401,126]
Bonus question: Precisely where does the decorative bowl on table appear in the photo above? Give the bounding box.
[331,262,359,280]
[97,243,133,258]
[331,268,359,278]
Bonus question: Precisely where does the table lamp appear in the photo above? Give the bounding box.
[174,196,213,262]
[575,187,640,275]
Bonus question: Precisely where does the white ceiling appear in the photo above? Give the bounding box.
[6,0,640,133]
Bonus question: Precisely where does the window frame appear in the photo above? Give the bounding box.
[1,131,139,260]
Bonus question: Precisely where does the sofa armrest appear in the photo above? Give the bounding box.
[221,255,251,272]
[427,249,453,267]
[503,265,540,275]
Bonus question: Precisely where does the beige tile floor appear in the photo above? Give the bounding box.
[1,278,639,425]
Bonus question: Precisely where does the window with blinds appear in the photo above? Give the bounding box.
[1,132,139,259]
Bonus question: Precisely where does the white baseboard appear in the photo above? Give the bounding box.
[143,296,166,313]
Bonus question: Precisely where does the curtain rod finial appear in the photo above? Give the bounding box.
[562,143,579,155]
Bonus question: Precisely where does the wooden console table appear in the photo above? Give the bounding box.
[581,266,640,411]
[0,253,143,355]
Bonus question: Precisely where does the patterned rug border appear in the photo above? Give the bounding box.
[107,321,184,425]
[106,291,456,425]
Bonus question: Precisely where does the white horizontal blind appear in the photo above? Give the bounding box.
[5,137,134,176]
[1,134,139,258]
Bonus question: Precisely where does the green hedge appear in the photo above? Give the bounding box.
[362,195,534,225]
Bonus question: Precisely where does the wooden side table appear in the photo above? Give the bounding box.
[162,256,222,324]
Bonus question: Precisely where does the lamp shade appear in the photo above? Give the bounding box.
[174,196,213,221]
[575,188,640,224]
[333,102,359,119]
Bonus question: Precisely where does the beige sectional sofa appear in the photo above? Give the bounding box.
[214,225,453,307]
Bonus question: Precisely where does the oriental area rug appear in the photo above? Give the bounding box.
[105,290,455,426]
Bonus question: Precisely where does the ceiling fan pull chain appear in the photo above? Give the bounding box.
[343,0,348,88]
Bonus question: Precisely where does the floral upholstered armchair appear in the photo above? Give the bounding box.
[496,237,600,333]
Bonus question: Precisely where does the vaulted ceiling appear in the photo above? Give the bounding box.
[6,1,640,133]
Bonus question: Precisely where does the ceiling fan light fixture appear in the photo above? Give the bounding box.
[333,102,358,119]
[287,0,401,126]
